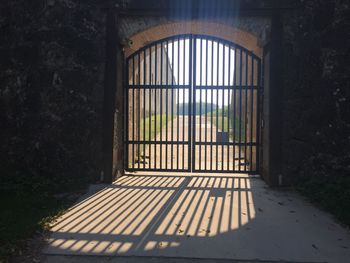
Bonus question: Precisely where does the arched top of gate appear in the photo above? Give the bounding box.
[123,21,264,59]
[126,34,261,62]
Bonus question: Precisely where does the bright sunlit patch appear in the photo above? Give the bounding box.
[118,242,133,253]
[144,241,157,251]
[45,175,257,256]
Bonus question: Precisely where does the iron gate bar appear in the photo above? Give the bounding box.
[216,40,219,171]
[210,40,214,171]
[124,53,128,170]
[166,40,168,170]
[195,85,260,90]
[205,39,208,171]
[249,55,253,170]
[222,43,225,171]
[154,43,157,169]
[188,36,192,173]
[132,55,135,169]
[245,51,248,172]
[125,34,262,173]
[227,44,231,170]
[138,53,141,169]
[182,39,185,170]
[191,37,197,171]
[129,141,257,146]
[171,38,174,170]
[176,37,180,170]
[256,59,262,172]
[199,38,202,170]
[160,42,163,169]
[233,47,237,167]
[238,49,242,171]
[143,49,146,169]
[149,46,152,169]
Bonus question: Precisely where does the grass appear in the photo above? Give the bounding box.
[138,113,173,156]
[0,174,87,262]
[0,191,70,261]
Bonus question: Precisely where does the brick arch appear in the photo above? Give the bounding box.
[124,21,263,58]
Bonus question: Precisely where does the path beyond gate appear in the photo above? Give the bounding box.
[125,34,262,173]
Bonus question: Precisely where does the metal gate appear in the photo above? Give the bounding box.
[124,34,262,173]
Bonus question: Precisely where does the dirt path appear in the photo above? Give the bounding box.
[137,115,247,172]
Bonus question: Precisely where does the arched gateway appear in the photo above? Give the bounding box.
[124,34,262,173]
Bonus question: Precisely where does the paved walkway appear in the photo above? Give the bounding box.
[44,173,350,263]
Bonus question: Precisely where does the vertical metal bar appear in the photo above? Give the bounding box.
[227,46,231,171]
[222,43,225,171]
[199,38,202,170]
[182,39,185,170]
[171,39,174,170]
[188,36,192,171]
[166,40,169,170]
[138,54,141,169]
[132,56,135,169]
[177,37,180,170]
[216,41,219,170]
[149,47,152,169]
[244,52,248,172]
[250,55,254,172]
[256,58,262,173]
[238,49,243,172]
[205,38,208,171]
[125,59,129,169]
[143,50,146,169]
[210,40,214,171]
[160,42,163,169]
[192,37,197,171]
[154,44,157,169]
[233,47,237,171]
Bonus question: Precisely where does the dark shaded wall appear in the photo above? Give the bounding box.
[0,0,106,191]
[281,0,350,184]
[0,0,349,189]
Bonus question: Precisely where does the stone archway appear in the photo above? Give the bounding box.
[122,20,267,58]
[109,13,279,186]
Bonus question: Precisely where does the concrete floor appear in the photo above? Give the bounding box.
[44,173,350,263]
[44,255,283,263]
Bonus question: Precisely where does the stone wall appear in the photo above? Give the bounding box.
[1,0,349,188]
[280,0,350,184]
[0,0,106,190]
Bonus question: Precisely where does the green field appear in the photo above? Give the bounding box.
[138,113,173,156]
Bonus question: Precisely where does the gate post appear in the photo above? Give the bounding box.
[102,8,118,183]
[266,13,283,186]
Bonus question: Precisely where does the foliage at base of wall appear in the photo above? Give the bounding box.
[296,175,350,227]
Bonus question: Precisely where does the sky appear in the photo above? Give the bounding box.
[167,38,236,107]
